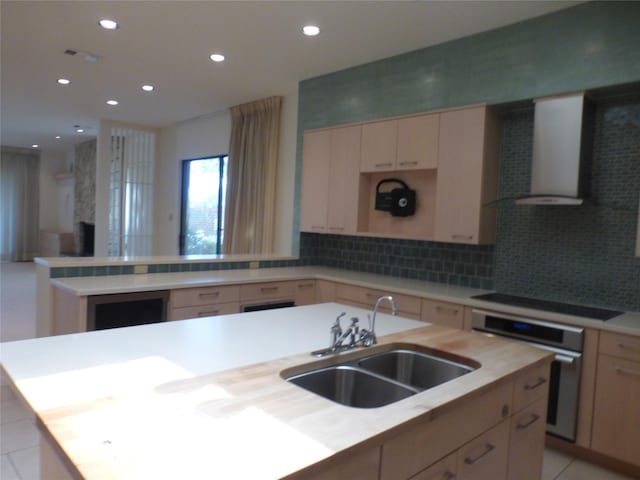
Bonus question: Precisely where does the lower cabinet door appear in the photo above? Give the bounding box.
[457,419,509,480]
[507,397,547,480]
[410,452,457,480]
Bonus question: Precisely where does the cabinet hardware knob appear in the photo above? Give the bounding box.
[524,377,547,390]
[516,413,540,430]
[464,443,495,465]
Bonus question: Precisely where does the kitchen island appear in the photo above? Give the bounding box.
[0,303,552,480]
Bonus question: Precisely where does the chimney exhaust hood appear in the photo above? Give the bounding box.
[516,92,595,205]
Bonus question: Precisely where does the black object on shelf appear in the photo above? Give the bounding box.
[375,178,416,217]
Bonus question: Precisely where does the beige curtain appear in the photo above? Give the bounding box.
[223,96,282,254]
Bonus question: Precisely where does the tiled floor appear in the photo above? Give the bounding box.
[0,263,637,479]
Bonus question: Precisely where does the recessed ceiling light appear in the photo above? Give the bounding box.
[31,144,39,148]
[99,19,118,30]
[302,25,320,36]
[57,78,71,85]
[106,100,119,106]
[141,84,154,92]
[55,136,61,139]
[76,128,84,133]
[209,53,225,62]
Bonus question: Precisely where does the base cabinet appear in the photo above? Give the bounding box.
[506,397,547,480]
[457,419,509,480]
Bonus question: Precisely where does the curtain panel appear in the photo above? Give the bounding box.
[223,96,282,254]
[0,146,40,261]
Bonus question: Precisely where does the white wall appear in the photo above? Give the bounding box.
[153,90,298,256]
[38,149,70,231]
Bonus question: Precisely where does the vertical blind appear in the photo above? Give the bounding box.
[108,128,155,257]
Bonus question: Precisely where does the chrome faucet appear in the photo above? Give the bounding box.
[360,295,397,347]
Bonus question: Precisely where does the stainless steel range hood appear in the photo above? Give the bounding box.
[517,92,595,205]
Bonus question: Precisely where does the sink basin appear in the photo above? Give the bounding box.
[286,365,417,408]
[358,349,475,390]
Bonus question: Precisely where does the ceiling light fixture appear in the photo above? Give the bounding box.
[57,78,71,85]
[76,128,84,133]
[302,25,320,36]
[209,53,225,62]
[106,100,119,106]
[31,144,39,148]
[55,136,61,139]
[141,85,154,92]
[99,19,118,30]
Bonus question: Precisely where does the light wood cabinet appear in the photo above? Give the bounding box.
[315,280,336,303]
[507,397,547,480]
[300,126,362,234]
[409,452,457,480]
[294,280,317,306]
[360,114,439,172]
[290,447,380,480]
[456,419,509,480]
[434,106,501,245]
[169,285,240,321]
[420,299,464,329]
[240,281,297,306]
[591,332,640,466]
[334,283,421,320]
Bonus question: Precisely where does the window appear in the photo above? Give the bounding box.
[179,155,228,255]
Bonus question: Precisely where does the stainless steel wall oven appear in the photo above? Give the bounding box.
[472,309,584,442]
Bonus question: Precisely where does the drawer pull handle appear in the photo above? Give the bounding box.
[616,367,640,378]
[524,377,547,391]
[260,287,279,293]
[328,227,344,231]
[452,234,473,240]
[516,413,540,430]
[311,226,325,230]
[464,443,495,465]
[436,305,459,315]
[197,310,219,317]
[618,342,640,352]
[199,292,220,298]
[375,162,393,167]
[365,292,383,298]
[399,161,418,166]
[554,354,575,365]
[298,283,314,289]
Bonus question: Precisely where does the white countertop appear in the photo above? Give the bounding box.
[50,266,640,337]
[0,303,425,413]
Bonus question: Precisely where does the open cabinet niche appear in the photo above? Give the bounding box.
[357,170,437,240]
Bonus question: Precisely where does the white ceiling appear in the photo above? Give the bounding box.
[1,1,581,152]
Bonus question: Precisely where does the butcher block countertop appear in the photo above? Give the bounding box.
[1,303,551,479]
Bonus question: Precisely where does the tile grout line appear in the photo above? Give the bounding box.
[554,458,575,480]
[6,452,24,480]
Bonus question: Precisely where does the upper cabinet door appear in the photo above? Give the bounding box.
[397,113,439,170]
[360,119,398,172]
[435,106,500,245]
[327,125,362,234]
[300,130,331,233]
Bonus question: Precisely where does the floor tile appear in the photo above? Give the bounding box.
[557,459,638,480]
[10,445,40,480]
[542,448,574,480]
[0,418,40,455]
[1,398,33,424]
[1,454,20,480]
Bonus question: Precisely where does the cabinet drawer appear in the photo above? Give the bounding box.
[507,397,547,480]
[290,447,380,480]
[420,299,464,329]
[171,285,239,308]
[295,280,316,306]
[456,419,509,480]
[170,302,239,320]
[335,284,421,315]
[513,362,550,412]
[599,331,640,362]
[240,281,296,302]
[381,381,512,480]
[409,452,456,480]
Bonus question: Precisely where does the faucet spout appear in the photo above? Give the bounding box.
[364,295,397,347]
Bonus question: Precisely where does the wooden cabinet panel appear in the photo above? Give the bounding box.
[289,447,380,480]
[170,285,240,308]
[599,331,640,362]
[420,299,464,329]
[507,397,547,480]
[360,120,397,172]
[170,302,240,321]
[409,452,456,480]
[512,361,550,413]
[327,125,361,234]
[434,106,500,245]
[380,381,512,480]
[240,281,296,303]
[300,130,331,233]
[456,419,509,480]
[315,280,336,304]
[397,114,439,171]
[295,281,317,306]
[334,283,421,316]
[591,354,640,465]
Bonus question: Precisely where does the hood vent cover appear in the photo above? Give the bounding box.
[517,92,594,205]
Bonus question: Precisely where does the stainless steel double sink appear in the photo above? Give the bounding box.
[282,344,479,408]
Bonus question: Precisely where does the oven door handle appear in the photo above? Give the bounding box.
[554,354,576,365]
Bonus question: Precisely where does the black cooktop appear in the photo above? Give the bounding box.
[472,293,622,321]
